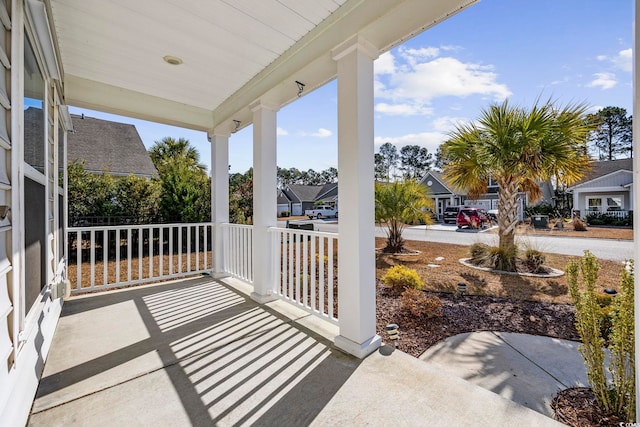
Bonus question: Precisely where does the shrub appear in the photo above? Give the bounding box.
[469,242,490,260]
[280,211,290,217]
[573,217,588,231]
[567,251,635,421]
[524,249,546,273]
[400,288,442,318]
[382,265,424,293]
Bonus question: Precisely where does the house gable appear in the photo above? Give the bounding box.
[67,114,159,178]
[420,171,460,195]
[569,170,633,191]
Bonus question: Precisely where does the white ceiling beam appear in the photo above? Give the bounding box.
[64,75,213,131]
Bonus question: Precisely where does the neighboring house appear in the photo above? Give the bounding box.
[25,109,158,179]
[567,158,633,218]
[419,171,528,220]
[419,171,465,219]
[282,183,338,215]
[68,113,158,178]
[277,189,291,215]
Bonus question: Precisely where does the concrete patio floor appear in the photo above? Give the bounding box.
[28,276,561,426]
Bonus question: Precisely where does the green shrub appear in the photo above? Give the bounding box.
[400,288,442,318]
[280,211,290,217]
[469,242,490,260]
[382,265,424,293]
[567,252,635,421]
[487,245,518,272]
[524,249,546,273]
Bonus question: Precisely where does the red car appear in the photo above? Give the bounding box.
[456,208,491,229]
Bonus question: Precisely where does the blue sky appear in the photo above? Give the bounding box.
[71,0,633,174]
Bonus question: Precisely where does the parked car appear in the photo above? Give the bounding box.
[305,205,337,219]
[487,209,498,222]
[443,206,463,224]
[457,207,491,229]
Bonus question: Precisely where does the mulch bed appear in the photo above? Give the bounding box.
[375,285,579,358]
[551,388,623,426]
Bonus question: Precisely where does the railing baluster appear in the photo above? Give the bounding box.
[127,228,132,283]
[328,236,334,320]
[169,225,173,276]
[103,229,108,286]
[178,225,182,274]
[288,230,294,300]
[303,232,308,307]
[76,230,81,290]
[195,225,200,272]
[157,226,162,278]
[138,227,143,281]
[187,226,191,273]
[203,224,208,271]
[148,227,153,278]
[295,231,300,304]
[319,236,325,316]
[90,229,95,288]
[115,229,121,284]
[311,235,316,313]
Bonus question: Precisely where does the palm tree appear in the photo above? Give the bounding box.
[149,136,206,173]
[442,99,593,253]
[375,180,434,253]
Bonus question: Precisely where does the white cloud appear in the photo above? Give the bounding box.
[431,116,468,133]
[587,72,617,90]
[613,48,632,72]
[374,52,396,75]
[277,127,288,136]
[300,128,332,138]
[596,55,608,61]
[375,102,433,116]
[374,47,511,117]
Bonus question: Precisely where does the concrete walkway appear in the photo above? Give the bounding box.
[28,277,561,426]
[420,332,589,417]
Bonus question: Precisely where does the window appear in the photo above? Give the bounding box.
[587,197,602,212]
[24,36,45,174]
[606,197,623,211]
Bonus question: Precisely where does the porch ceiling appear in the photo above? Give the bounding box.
[48,0,476,131]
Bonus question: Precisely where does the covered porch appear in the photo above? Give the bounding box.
[28,275,557,426]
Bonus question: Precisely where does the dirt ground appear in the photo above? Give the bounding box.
[375,237,626,305]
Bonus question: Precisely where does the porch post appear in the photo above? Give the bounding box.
[208,129,230,278]
[332,35,381,358]
[250,100,279,303]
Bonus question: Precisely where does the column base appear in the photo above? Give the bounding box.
[211,271,230,280]
[250,291,278,304]
[334,334,381,359]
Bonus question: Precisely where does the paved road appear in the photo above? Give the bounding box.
[309,221,633,262]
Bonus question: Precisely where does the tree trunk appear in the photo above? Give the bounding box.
[385,219,405,252]
[497,179,520,251]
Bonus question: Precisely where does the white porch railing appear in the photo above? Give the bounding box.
[67,223,213,294]
[220,223,253,283]
[269,227,338,324]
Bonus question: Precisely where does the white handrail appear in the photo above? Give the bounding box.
[67,222,213,294]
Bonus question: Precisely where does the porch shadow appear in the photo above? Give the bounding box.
[29,276,360,426]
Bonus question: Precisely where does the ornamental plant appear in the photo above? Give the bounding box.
[567,251,635,421]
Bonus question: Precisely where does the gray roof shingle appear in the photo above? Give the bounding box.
[25,108,158,178]
[68,113,158,178]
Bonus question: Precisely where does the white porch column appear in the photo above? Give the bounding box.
[332,35,381,358]
[208,129,230,278]
[250,100,279,303]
